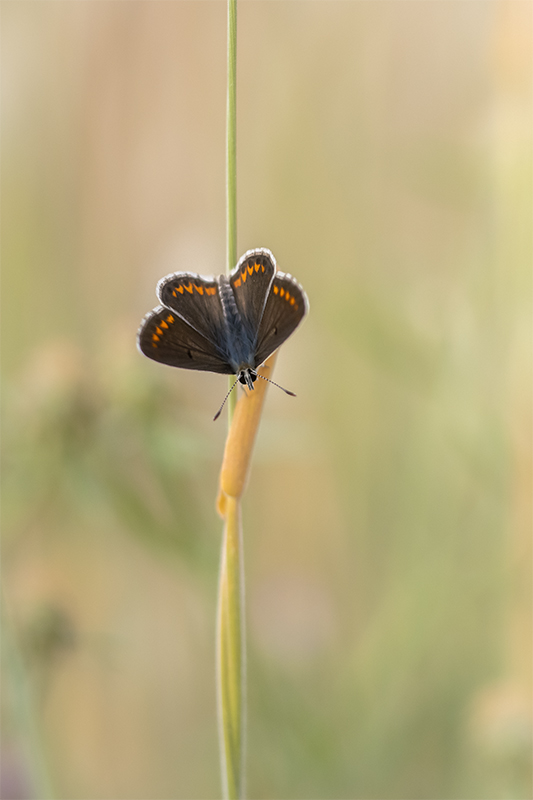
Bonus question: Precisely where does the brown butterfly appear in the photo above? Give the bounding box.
[137,248,308,418]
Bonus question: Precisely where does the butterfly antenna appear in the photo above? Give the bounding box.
[256,374,296,397]
[213,377,240,421]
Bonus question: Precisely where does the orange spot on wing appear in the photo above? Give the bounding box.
[194,284,204,294]
[248,264,254,276]
[156,327,163,335]
[261,264,265,272]
[184,283,193,294]
[152,334,160,342]
[172,290,177,297]
[177,285,184,294]
[290,297,296,305]
[234,277,242,288]
[152,342,158,348]
[206,287,216,296]
[273,285,279,294]
[255,262,260,272]
[241,270,248,283]
[160,321,168,328]
[279,288,285,298]
[167,314,174,323]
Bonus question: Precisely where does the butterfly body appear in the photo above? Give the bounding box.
[138,248,308,389]
[215,275,257,372]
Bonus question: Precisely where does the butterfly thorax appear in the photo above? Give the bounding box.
[218,275,257,373]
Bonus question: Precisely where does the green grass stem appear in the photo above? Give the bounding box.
[226,0,237,423]
[217,0,245,797]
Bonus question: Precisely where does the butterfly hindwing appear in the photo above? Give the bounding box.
[253,272,308,367]
[229,249,276,340]
[157,272,228,346]
[137,306,233,374]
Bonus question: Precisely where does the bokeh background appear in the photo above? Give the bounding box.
[1,2,531,799]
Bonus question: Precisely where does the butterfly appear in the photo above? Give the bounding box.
[137,248,308,417]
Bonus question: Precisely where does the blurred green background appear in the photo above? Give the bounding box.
[1,2,531,799]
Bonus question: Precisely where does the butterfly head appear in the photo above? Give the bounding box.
[238,367,257,391]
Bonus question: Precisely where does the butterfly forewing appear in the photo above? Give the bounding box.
[157,273,228,346]
[254,272,308,367]
[137,306,233,374]
[229,249,276,339]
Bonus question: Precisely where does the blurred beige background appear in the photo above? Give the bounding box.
[1,2,531,799]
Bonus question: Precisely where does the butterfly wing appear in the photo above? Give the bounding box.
[253,272,309,367]
[137,306,233,373]
[157,272,228,345]
[229,249,276,339]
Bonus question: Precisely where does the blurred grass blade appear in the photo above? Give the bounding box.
[1,590,55,799]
